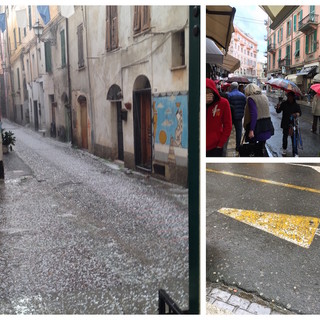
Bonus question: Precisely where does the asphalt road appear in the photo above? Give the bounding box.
[266,95,320,157]
[0,120,189,314]
[206,163,320,314]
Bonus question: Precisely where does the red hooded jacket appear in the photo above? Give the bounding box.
[206,78,232,151]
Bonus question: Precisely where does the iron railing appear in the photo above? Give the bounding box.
[298,13,318,31]
[158,289,185,314]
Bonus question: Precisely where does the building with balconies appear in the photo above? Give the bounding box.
[266,5,320,95]
[228,25,258,83]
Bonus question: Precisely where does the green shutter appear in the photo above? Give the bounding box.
[306,34,309,54]
[60,30,66,67]
[313,30,317,52]
[294,15,296,31]
[273,32,276,44]
[45,42,52,73]
[289,20,291,35]
[300,10,303,21]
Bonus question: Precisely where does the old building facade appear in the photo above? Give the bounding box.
[0,5,189,185]
[266,5,320,94]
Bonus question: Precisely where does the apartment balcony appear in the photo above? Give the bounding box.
[298,13,318,33]
[279,58,291,67]
[267,43,276,53]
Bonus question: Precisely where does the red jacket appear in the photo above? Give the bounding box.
[206,78,232,151]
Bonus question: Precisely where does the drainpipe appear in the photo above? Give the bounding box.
[66,17,73,144]
[84,6,94,151]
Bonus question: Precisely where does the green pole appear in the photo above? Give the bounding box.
[188,5,200,315]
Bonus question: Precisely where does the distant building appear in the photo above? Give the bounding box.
[266,5,320,95]
[228,25,258,83]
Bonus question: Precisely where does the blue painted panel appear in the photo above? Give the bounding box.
[153,94,188,149]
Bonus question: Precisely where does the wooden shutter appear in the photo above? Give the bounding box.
[306,34,309,54]
[133,6,140,33]
[313,30,317,52]
[106,6,111,51]
[293,15,296,31]
[45,41,52,72]
[111,6,118,50]
[141,6,150,31]
[60,30,66,67]
[77,24,84,68]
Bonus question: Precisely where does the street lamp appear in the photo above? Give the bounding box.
[33,20,44,41]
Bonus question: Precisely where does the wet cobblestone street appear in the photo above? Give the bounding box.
[0,120,189,314]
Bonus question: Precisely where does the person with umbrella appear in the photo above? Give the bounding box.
[275,91,302,157]
[310,83,320,134]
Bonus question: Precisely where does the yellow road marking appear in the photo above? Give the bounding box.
[206,168,320,194]
[218,208,320,248]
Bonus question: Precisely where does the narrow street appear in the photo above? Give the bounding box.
[266,94,320,157]
[207,163,320,314]
[0,119,189,314]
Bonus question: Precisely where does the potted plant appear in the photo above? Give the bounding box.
[1,129,16,153]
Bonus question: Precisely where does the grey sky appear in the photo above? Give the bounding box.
[233,5,268,63]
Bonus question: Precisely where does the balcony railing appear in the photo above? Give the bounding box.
[279,58,291,67]
[267,43,276,52]
[298,13,318,33]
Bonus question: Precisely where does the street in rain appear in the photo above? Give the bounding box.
[207,163,320,314]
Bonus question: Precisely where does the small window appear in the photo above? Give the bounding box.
[106,6,118,51]
[172,29,185,68]
[133,6,150,34]
[77,24,84,68]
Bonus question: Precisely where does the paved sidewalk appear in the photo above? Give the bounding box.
[206,282,294,315]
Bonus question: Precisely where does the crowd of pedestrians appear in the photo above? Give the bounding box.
[206,77,308,157]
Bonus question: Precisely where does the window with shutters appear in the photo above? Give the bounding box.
[17,68,20,91]
[295,39,300,58]
[45,41,52,73]
[133,6,150,34]
[106,6,118,51]
[172,29,185,69]
[305,30,317,54]
[286,20,291,37]
[13,28,17,49]
[293,15,297,32]
[18,28,21,44]
[77,24,85,69]
[60,30,66,68]
[28,6,32,30]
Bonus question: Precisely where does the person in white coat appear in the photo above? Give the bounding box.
[311,93,320,133]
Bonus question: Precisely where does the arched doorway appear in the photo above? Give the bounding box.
[107,84,124,161]
[78,95,88,149]
[133,75,152,171]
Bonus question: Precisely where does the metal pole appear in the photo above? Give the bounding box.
[188,5,200,315]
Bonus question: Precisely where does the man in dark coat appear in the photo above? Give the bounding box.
[227,82,247,151]
[276,91,302,157]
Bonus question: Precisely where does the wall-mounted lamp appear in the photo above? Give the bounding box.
[33,20,56,45]
[33,20,44,41]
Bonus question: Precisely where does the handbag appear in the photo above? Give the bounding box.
[238,133,260,157]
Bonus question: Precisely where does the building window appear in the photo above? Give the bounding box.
[133,6,150,34]
[299,10,303,22]
[295,39,300,57]
[18,28,21,44]
[106,6,118,51]
[24,27,27,37]
[293,15,297,32]
[172,29,185,68]
[13,28,17,49]
[77,24,84,68]
[45,41,52,73]
[286,20,291,37]
[273,53,275,68]
[306,30,317,54]
[17,68,20,91]
[60,30,66,68]
[28,6,32,30]
[278,48,281,67]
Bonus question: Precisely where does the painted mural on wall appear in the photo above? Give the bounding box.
[153,94,188,149]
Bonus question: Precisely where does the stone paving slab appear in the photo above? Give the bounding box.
[206,282,294,315]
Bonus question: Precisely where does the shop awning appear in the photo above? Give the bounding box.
[259,6,299,30]
[206,6,236,50]
[206,37,224,65]
[285,74,303,85]
[296,64,318,76]
[217,53,240,73]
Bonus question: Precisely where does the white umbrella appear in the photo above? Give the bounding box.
[206,37,224,65]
